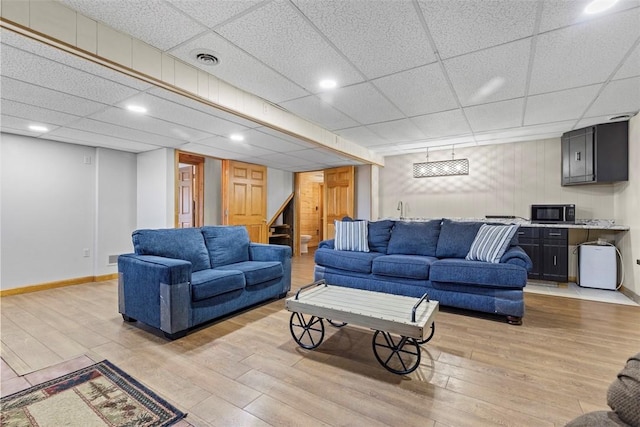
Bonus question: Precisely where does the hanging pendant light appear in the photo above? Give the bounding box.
[413,146,469,178]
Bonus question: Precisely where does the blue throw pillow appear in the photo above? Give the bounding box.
[367,220,395,253]
[435,219,483,258]
[466,224,520,263]
[201,226,250,267]
[132,228,211,272]
[334,220,369,252]
[386,220,441,257]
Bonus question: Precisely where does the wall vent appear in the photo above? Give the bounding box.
[108,255,120,265]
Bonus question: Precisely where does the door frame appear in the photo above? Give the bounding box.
[175,151,205,228]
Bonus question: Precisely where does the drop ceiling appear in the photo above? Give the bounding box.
[1,0,639,171]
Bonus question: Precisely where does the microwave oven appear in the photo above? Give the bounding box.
[531,204,576,224]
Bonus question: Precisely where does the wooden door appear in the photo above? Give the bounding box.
[223,160,268,243]
[323,166,355,240]
[178,165,194,228]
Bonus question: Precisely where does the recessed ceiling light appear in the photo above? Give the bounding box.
[126,104,147,114]
[229,134,244,142]
[319,79,337,90]
[584,0,618,14]
[28,125,49,132]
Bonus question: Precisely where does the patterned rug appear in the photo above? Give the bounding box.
[0,360,186,426]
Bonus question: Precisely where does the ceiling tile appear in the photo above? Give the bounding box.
[193,135,275,157]
[1,99,81,126]
[474,120,577,142]
[58,0,207,50]
[529,8,640,94]
[216,1,363,92]
[168,32,308,103]
[1,77,109,117]
[256,152,318,168]
[366,119,426,143]
[410,109,472,138]
[445,39,531,106]
[614,43,640,80]
[255,126,318,149]
[335,126,390,148]
[293,0,436,79]
[279,95,359,130]
[318,83,403,125]
[47,127,163,152]
[574,115,632,129]
[418,0,537,59]
[67,118,185,147]
[585,77,640,117]
[539,0,639,33]
[0,116,60,136]
[241,128,312,153]
[463,98,524,133]
[169,0,264,28]
[373,63,458,116]
[1,44,141,104]
[524,84,602,125]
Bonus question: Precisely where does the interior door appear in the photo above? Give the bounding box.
[178,165,194,228]
[323,166,355,240]
[222,160,268,243]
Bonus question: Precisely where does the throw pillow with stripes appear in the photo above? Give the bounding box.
[334,220,370,252]
[466,224,519,263]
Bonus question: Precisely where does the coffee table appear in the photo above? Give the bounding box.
[285,280,439,375]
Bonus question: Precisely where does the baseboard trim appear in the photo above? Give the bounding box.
[620,286,640,305]
[0,273,118,297]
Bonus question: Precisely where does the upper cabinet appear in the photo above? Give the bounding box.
[561,121,628,186]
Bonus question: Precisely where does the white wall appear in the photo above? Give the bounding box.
[356,165,372,220]
[380,138,617,220]
[614,115,639,298]
[0,134,136,290]
[95,148,137,274]
[204,157,222,225]
[136,148,175,229]
[267,167,294,222]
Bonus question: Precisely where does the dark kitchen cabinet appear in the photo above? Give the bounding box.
[519,227,568,282]
[561,121,628,186]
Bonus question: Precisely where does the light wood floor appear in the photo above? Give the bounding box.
[2,252,639,426]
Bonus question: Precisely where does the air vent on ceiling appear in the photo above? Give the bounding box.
[192,49,220,66]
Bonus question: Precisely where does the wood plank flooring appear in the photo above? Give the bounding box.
[2,252,639,426]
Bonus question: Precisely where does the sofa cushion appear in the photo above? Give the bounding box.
[191,269,245,301]
[216,261,283,287]
[387,220,441,257]
[436,219,483,259]
[430,258,527,288]
[132,228,211,272]
[372,255,437,280]
[315,247,383,274]
[334,220,369,252]
[466,224,520,263]
[201,226,250,267]
[368,220,395,253]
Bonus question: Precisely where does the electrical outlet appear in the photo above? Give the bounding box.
[637,259,640,265]
[83,248,90,257]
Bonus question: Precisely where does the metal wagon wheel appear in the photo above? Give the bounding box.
[416,322,435,345]
[289,312,325,349]
[372,330,421,375]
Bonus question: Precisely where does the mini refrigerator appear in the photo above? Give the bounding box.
[578,244,617,290]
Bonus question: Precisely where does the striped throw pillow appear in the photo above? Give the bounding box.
[334,220,370,252]
[466,224,519,263]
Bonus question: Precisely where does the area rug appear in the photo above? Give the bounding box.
[0,360,186,426]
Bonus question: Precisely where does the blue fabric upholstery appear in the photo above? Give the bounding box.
[435,219,483,258]
[430,258,527,288]
[191,269,245,301]
[372,255,437,280]
[368,220,395,253]
[201,226,250,267]
[118,226,292,338]
[132,228,211,272]
[216,261,283,287]
[314,247,384,274]
[387,220,441,256]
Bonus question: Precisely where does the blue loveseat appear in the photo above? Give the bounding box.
[314,219,532,324]
[118,226,291,339]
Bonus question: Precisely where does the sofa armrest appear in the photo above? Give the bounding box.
[118,254,192,335]
[249,243,292,294]
[318,239,335,249]
[500,246,533,271]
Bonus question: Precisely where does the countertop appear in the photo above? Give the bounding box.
[385,217,630,231]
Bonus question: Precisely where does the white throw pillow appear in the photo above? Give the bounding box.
[466,224,519,263]
[334,220,370,252]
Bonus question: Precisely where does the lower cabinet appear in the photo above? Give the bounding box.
[518,227,569,282]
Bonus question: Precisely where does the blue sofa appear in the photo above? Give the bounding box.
[118,226,291,339]
[314,219,532,324]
